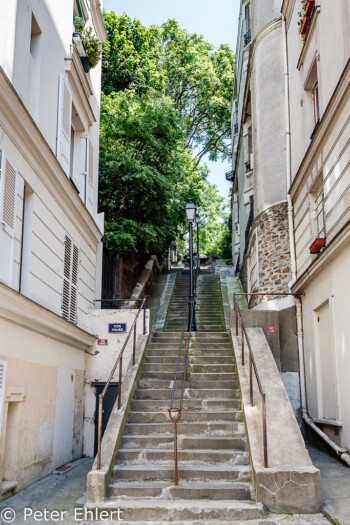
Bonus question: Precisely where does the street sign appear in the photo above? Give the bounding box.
[98,339,108,346]
[108,323,127,334]
[266,326,277,333]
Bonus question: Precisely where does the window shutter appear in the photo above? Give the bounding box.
[57,75,72,176]
[0,360,7,432]
[0,153,17,235]
[62,235,79,324]
[87,140,94,209]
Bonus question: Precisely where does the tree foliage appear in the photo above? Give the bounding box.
[99,11,234,259]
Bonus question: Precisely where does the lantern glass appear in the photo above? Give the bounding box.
[185,202,196,222]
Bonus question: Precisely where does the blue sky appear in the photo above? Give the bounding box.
[102,0,240,200]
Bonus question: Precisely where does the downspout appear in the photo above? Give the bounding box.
[281,14,350,467]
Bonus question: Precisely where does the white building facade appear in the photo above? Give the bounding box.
[0,0,106,496]
[282,0,350,449]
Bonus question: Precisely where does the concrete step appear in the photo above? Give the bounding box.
[137,379,238,389]
[127,410,242,423]
[121,435,247,451]
[146,356,234,364]
[124,421,245,436]
[142,363,235,373]
[108,480,252,500]
[131,398,241,411]
[134,388,239,400]
[112,463,251,482]
[116,449,249,465]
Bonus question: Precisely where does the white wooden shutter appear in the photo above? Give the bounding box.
[87,140,94,209]
[0,360,7,432]
[0,151,17,285]
[57,75,72,176]
[62,235,79,324]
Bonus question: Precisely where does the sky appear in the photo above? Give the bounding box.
[102,0,240,200]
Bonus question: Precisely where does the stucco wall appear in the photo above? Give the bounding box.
[0,317,86,494]
[84,309,150,457]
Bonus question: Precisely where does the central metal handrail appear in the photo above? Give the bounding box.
[96,297,147,470]
[233,294,268,467]
[168,300,194,485]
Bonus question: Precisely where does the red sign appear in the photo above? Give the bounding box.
[266,326,277,334]
[98,339,108,346]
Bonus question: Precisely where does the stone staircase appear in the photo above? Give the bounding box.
[99,272,265,522]
[164,272,226,332]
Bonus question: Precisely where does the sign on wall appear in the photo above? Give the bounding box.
[98,339,108,346]
[266,326,277,333]
[108,323,127,334]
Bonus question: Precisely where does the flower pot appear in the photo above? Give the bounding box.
[305,0,315,17]
[80,56,91,73]
[309,237,325,254]
[300,15,309,34]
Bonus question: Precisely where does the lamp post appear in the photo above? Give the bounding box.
[185,203,197,332]
[195,213,200,274]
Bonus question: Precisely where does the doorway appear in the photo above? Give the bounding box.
[92,382,119,455]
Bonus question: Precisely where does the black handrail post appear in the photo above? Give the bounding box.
[234,294,238,336]
[143,300,146,335]
[188,220,196,332]
[196,214,200,275]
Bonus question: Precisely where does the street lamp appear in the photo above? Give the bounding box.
[185,203,197,332]
[195,213,200,274]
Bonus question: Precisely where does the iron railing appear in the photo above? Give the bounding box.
[168,300,194,485]
[244,29,251,46]
[233,293,268,467]
[233,291,304,467]
[96,297,147,470]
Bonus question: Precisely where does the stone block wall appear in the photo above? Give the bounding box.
[240,201,291,306]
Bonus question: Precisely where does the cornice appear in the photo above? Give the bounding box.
[0,282,97,351]
[0,68,102,245]
[289,60,350,198]
[91,0,108,43]
[65,45,96,127]
[291,220,350,293]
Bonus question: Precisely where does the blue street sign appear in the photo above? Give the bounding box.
[108,323,127,334]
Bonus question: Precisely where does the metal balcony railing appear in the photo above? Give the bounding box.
[244,29,251,47]
[245,160,251,173]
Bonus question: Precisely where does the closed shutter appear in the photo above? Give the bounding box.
[62,235,79,324]
[87,140,94,209]
[0,151,17,285]
[56,75,72,176]
[0,360,7,432]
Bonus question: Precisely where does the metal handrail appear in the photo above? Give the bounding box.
[168,300,195,485]
[233,294,268,467]
[96,297,147,470]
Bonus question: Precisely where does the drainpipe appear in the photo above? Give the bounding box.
[281,14,350,467]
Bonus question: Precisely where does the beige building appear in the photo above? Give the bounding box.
[282,0,350,449]
[0,0,107,497]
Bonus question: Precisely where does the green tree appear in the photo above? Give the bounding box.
[99,90,206,257]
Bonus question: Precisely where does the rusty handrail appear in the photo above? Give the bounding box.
[168,300,195,485]
[233,294,268,467]
[96,297,147,470]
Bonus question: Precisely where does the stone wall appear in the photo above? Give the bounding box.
[240,202,291,306]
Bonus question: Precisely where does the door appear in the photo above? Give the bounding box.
[315,301,338,419]
[93,383,119,455]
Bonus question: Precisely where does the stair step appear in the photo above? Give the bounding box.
[127,410,242,423]
[112,463,251,482]
[121,435,247,451]
[116,449,249,465]
[108,480,252,500]
[131,398,241,411]
[124,421,245,435]
[138,379,238,389]
[134,388,239,400]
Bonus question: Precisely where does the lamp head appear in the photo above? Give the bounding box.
[195,213,200,224]
[185,202,196,222]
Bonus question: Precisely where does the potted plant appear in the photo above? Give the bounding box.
[72,18,102,73]
[309,237,325,254]
[81,26,102,69]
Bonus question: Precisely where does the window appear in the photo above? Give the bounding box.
[304,59,320,139]
[19,184,34,296]
[313,82,320,125]
[62,235,79,324]
[244,4,251,46]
